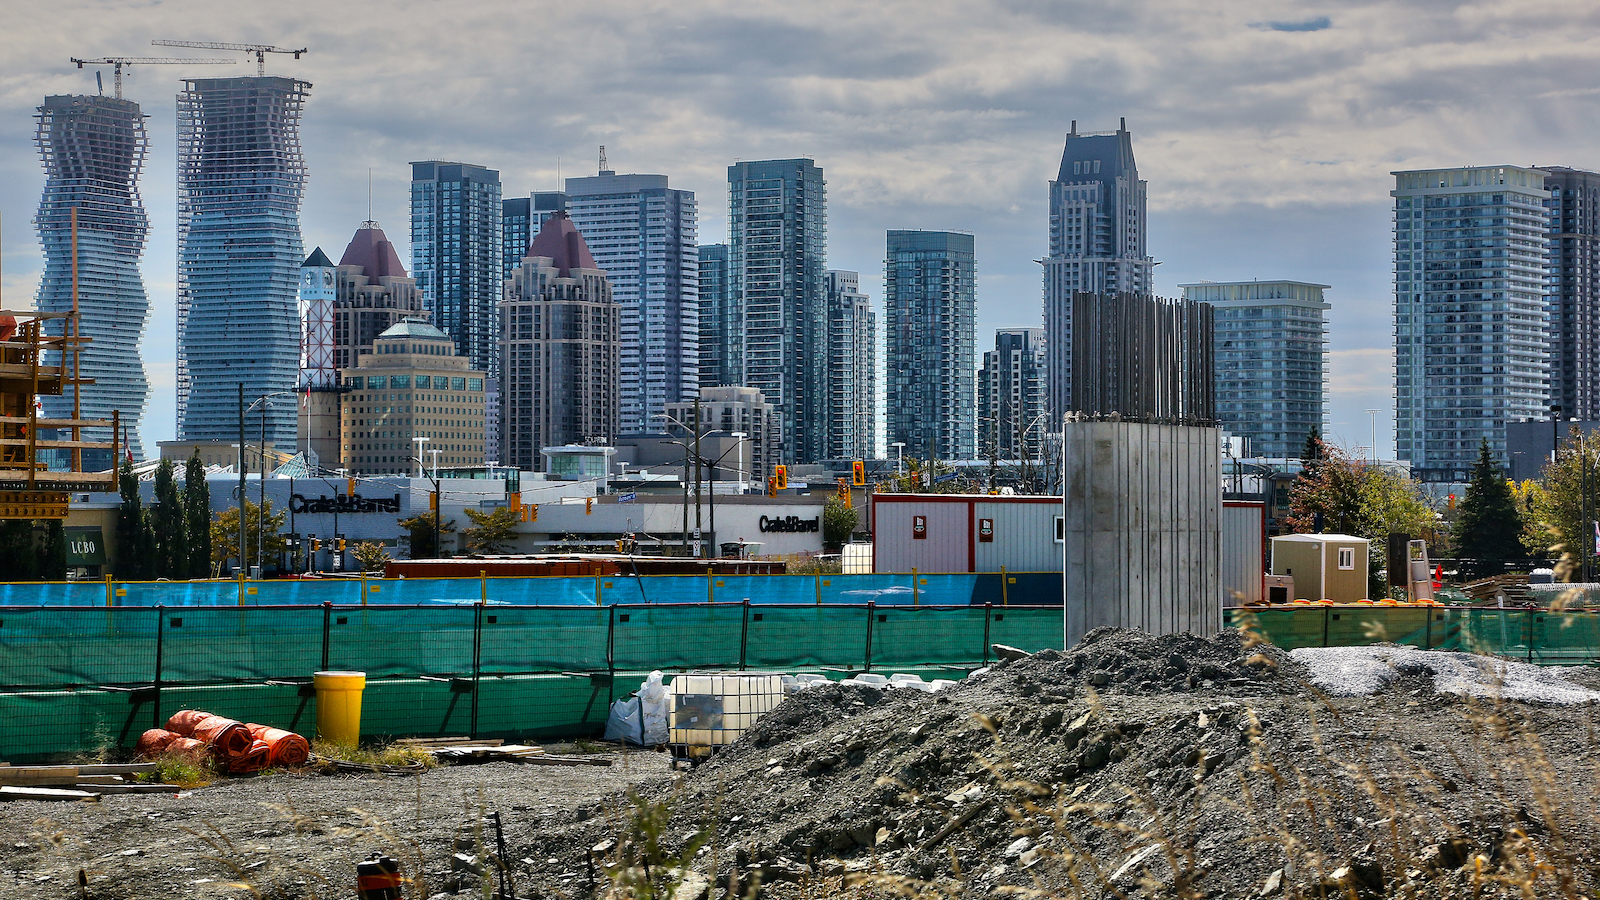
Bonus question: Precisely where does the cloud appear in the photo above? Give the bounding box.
[3,0,1596,456]
[1252,16,1332,32]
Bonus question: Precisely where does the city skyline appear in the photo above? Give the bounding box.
[4,2,1598,459]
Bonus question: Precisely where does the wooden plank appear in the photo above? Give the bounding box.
[0,785,96,801]
[78,783,177,795]
[0,766,79,783]
[515,755,612,768]
[76,763,157,776]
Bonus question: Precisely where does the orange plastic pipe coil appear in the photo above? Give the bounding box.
[245,723,311,767]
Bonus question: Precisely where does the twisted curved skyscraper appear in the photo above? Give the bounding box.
[35,93,151,467]
[176,75,310,444]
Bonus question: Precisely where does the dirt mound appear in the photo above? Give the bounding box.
[512,628,1600,899]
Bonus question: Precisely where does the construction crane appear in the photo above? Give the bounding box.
[152,40,307,76]
[70,57,236,100]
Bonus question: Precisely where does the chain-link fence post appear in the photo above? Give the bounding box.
[152,604,165,728]
[864,600,875,671]
[471,600,484,738]
[982,602,992,664]
[320,602,331,670]
[739,599,750,671]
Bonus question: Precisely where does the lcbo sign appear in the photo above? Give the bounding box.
[289,493,401,514]
[758,515,820,534]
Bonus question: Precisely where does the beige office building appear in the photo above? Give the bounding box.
[342,320,486,475]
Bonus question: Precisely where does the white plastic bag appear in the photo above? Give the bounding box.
[638,670,670,745]
[603,695,643,744]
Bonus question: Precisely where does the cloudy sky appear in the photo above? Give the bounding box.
[4,0,1598,459]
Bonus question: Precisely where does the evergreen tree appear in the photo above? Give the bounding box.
[152,458,188,578]
[1452,440,1525,577]
[39,520,66,580]
[184,451,212,578]
[116,460,150,579]
[1300,426,1326,478]
[0,520,40,580]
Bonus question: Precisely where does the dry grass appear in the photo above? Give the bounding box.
[309,738,436,768]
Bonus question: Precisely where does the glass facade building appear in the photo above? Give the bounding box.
[1041,119,1152,422]
[34,94,151,466]
[564,171,698,434]
[978,328,1046,461]
[176,76,310,445]
[727,159,828,463]
[409,161,502,378]
[885,230,977,462]
[1542,167,1600,422]
[697,244,735,388]
[1181,280,1329,459]
[824,270,877,460]
[1392,166,1550,477]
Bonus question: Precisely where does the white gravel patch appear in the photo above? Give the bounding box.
[1289,645,1600,705]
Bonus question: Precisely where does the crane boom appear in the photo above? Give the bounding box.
[152,40,307,76]
[70,57,236,99]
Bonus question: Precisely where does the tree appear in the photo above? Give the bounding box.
[1509,479,1550,559]
[398,513,454,559]
[0,520,41,580]
[183,451,212,578]
[151,458,188,578]
[115,460,154,580]
[460,506,518,555]
[39,520,65,580]
[823,497,858,551]
[350,541,391,573]
[1528,437,1600,581]
[211,498,289,573]
[1286,437,1437,596]
[1451,439,1527,577]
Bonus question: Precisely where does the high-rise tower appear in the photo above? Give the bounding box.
[978,328,1046,461]
[824,270,877,460]
[1393,166,1550,476]
[697,244,735,387]
[35,94,151,467]
[1542,167,1600,422]
[500,211,619,470]
[409,161,502,376]
[728,158,828,463]
[564,166,698,433]
[885,230,977,462]
[176,75,310,444]
[1182,280,1329,459]
[1041,119,1151,421]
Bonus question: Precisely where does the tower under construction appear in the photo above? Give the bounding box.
[175,74,310,444]
[34,93,150,468]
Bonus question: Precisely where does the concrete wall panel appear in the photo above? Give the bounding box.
[1063,422,1222,645]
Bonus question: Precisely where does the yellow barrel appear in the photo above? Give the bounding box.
[313,670,366,747]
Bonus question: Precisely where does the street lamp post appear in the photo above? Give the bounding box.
[412,436,430,478]
[1365,409,1380,464]
[891,442,905,480]
[240,389,294,578]
[429,448,442,480]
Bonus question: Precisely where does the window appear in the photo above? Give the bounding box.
[1337,547,1355,570]
[1054,516,1065,544]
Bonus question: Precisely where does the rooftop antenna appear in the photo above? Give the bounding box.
[367,167,373,225]
[71,56,235,99]
[151,40,307,76]
[598,145,612,175]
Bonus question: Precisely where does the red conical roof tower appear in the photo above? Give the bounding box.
[339,220,408,279]
[526,210,599,276]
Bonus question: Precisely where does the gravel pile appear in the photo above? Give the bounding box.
[1290,644,1600,705]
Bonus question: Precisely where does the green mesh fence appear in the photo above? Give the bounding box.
[1230,605,1600,664]
[159,606,325,685]
[609,604,747,670]
[479,605,610,673]
[0,607,157,688]
[327,606,478,676]
[986,607,1066,653]
[869,606,991,668]
[744,605,872,668]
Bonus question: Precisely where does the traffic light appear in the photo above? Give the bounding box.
[311,538,322,552]
[430,492,439,514]
[346,477,355,497]
[508,491,521,520]
[336,538,346,552]
[585,497,593,515]
[851,460,865,486]
[774,465,788,490]
[837,478,852,509]
[1448,493,1457,510]
[529,503,538,522]
[766,476,777,498]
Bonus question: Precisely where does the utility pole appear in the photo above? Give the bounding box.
[694,398,702,557]
[237,383,246,577]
